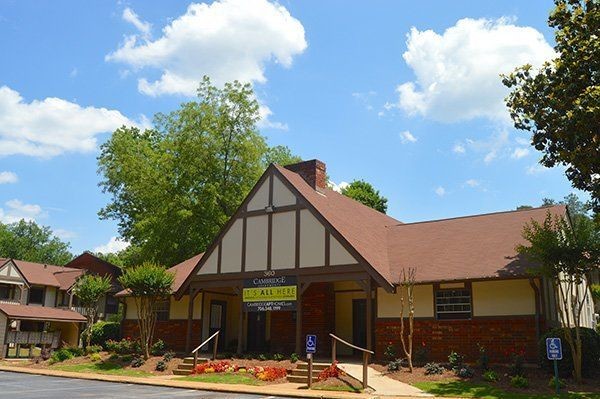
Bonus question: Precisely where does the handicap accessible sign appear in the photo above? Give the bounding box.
[306,334,317,354]
[546,337,563,360]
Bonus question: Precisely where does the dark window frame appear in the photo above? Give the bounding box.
[154,299,170,321]
[27,286,46,305]
[105,294,119,315]
[434,282,472,320]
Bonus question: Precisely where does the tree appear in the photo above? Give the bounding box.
[517,212,600,382]
[263,145,302,167]
[503,0,600,212]
[98,76,300,266]
[341,180,388,213]
[0,220,72,265]
[118,262,174,359]
[398,268,416,372]
[73,274,113,347]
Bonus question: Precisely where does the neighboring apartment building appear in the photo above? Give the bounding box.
[119,160,598,362]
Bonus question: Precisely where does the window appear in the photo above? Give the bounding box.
[0,284,16,300]
[154,300,170,321]
[28,286,45,305]
[435,288,471,320]
[105,295,119,315]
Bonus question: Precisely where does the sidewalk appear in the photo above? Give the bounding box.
[338,363,432,397]
[0,365,387,399]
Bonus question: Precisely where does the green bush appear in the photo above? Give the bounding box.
[66,346,84,357]
[130,357,144,368]
[155,360,167,371]
[272,353,285,361]
[85,345,103,354]
[448,351,464,371]
[289,353,299,363]
[150,339,166,356]
[163,351,175,362]
[424,362,444,375]
[120,354,133,363]
[456,366,474,378]
[482,370,498,382]
[510,375,529,388]
[548,377,567,389]
[387,358,403,372]
[50,349,74,363]
[88,353,102,362]
[90,321,121,348]
[539,327,600,377]
[106,338,140,355]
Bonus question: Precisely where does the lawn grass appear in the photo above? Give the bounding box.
[175,372,263,385]
[413,380,600,399]
[52,361,152,377]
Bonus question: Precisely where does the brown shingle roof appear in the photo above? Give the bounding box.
[0,303,86,322]
[386,205,567,283]
[7,259,84,289]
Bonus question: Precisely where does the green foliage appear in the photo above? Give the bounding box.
[88,353,102,362]
[150,339,166,356]
[548,377,567,389]
[539,327,600,377]
[340,180,388,213]
[155,360,167,371]
[257,353,268,361]
[91,321,121,348]
[74,274,113,347]
[85,345,103,355]
[0,220,72,264]
[98,76,299,266]
[163,351,175,362]
[456,366,474,379]
[482,370,498,382]
[66,346,85,357]
[106,338,141,355]
[387,358,403,372]
[50,348,74,363]
[289,353,299,363]
[118,262,174,298]
[477,343,489,371]
[130,357,145,368]
[503,0,600,212]
[591,284,600,302]
[272,353,285,361]
[509,375,529,389]
[424,362,444,375]
[384,343,397,360]
[448,351,464,371]
[263,145,302,167]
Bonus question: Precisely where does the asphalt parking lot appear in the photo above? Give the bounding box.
[0,371,292,399]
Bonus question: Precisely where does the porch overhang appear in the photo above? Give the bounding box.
[0,303,86,323]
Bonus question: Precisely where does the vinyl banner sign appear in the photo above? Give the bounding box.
[243,275,297,312]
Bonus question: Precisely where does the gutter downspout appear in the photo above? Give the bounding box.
[529,278,542,342]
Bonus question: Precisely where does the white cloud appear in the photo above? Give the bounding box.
[0,86,143,158]
[257,104,288,131]
[452,143,466,154]
[122,7,151,37]
[107,0,307,97]
[393,17,555,122]
[464,179,480,188]
[329,180,350,193]
[527,163,548,175]
[0,199,44,224]
[399,130,417,143]
[0,171,18,184]
[484,151,497,164]
[435,186,446,197]
[94,236,130,254]
[511,147,530,159]
[54,229,77,240]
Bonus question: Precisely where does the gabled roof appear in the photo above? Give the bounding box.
[3,259,84,289]
[0,303,86,322]
[115,252,204,297]
[386,205,567,283]
[65,252,122,281]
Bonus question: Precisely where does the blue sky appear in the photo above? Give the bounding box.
[0,0,586,255]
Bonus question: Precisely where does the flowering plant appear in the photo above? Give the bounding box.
[318,361,345,381]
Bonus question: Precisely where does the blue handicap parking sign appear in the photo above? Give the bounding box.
[306,334,317,354]
[546,337,562,360]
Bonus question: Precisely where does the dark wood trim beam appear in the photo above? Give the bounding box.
[267,213,273,271]
[366,278,372,351]
[185,288,197,353]
[217,243,222,274]
[295,209,300,269]
[325,231,330,267]
[242,204,303,218]
[241,217,247,273]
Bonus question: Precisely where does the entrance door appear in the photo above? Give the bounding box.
[246,312,267,351]
[209,300,226,351]
[352,299,367,354]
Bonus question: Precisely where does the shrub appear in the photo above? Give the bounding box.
[387,358,403,372]
[150,339,166,356]
[510,375,529,389]
[424,362,444,375]
[253,366,287,381]
[456,366,474,379]
[155,360,167,371]
[257,353,268,361]
[66,346,85,357]
[90,321,120,348]
[538,327,600,378]
[120,354,133,363]
[85,345,103,354]
[50,349,74,363]
[318,361,344,381]
[448,351,464,371]
[163,351,175,362]
[272,353,285,361]
[194,361,236,374]
[505,346,526,376]
[289,353,299,363]
[482,370,498,382]
[106,338,141,355]
[130,357,145,368]
[414,341,429,365]
[477,343,489,370]
[88,353,102,362]
[548,377,567,389]
[384,342,397,360]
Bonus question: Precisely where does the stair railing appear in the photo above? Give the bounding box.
[330,333,374,389]
[191,330,220,370]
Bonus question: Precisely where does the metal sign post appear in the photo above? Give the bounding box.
[306,335,317,389]
[546,337,563,395]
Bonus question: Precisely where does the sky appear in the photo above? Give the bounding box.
[0,0,587,256]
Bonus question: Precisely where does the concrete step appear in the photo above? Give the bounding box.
[296,362,330,371]
[177,363,196,371]
[172,369,193,376]
[182,357,209,365]
[291,369,321,377]
[287,375,309,384]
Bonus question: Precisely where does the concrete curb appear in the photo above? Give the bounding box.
[0,365,386,399]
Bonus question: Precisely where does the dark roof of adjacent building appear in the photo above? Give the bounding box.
[65,252,122,281]
[0,303,87,322]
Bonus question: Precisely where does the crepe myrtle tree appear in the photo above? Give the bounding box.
[118,262,174,359]
[72,274,113,348]
[517,212,600,383]
[398,268,416,372]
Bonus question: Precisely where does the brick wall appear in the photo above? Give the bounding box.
[375,317,539,363]
[270,282,335,355]
[122,319,201,353]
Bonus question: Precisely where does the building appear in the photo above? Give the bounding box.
[0,259,87,358]
[120,160,597,361]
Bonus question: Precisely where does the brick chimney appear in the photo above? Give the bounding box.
[285,159,327,191]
